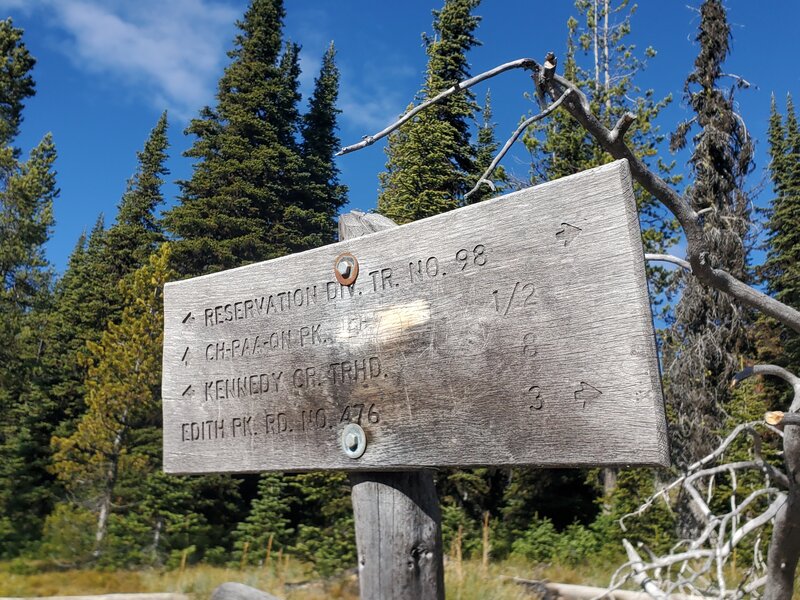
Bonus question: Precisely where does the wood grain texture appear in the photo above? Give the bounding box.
[351,471,444,600]
[161,159,668,474]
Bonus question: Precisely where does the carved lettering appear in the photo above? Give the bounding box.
[181,420,224,442]
[327,356,382,385]
[204,372,283,401]
[203,287,319,327]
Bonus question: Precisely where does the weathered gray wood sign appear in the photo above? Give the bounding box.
[162,159,668,474]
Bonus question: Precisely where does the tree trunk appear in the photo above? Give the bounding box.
[602,467,618,513]
[94,424,125,555]
[763,421,800,600]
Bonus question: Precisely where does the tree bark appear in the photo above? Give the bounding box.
[763,423,800,599]
[94,426,124,555]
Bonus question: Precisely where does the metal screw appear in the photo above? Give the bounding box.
[341,423,366,459]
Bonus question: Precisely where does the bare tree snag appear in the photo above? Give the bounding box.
[735,366,800,600]
[340,211,444,600]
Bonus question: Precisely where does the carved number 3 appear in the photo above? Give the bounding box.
[527,385,543,410]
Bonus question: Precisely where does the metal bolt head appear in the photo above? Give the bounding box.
[341,423,366,459]
[334,252,359,286]
[337,259,352,278]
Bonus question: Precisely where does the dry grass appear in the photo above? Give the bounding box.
[0,558,652,600]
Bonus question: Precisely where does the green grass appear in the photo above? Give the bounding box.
[0,558,625,599]
[4,558,794,599]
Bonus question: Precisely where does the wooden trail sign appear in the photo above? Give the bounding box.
[162,159,668,474]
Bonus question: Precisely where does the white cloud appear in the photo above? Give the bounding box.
[338,60,419,132]
[339,89,406,132]
[14,0,239,120]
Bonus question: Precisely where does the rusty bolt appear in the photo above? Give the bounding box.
[334,252,359,286]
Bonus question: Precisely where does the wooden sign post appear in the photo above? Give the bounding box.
[340,212,445,599]
[162,160,669,598]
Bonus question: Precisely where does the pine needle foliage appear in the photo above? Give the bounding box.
[663,0,755,470]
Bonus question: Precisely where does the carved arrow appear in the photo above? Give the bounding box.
[182,385,195,399]
[574,382,601,408]
[182,312,195,324]
[181,347,190,366]
[556,222,582,246]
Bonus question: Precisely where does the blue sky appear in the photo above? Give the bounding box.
[2,0,799,273]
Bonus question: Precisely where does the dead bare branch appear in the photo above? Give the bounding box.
[765,412,800,427]
[644,253,692,272]
[464,89,571,200]
[539,69,800,334]
[336,58,539,156]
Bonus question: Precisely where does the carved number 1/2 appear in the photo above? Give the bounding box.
[492,282,535,315]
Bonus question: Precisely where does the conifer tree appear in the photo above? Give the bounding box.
[2,106,170,554]
[51,245,173,555]
[164,1,349,568]
[663,0,754,469]
[467,90,505,204]
[0,18,58,556]
[378,0,481,223]
[296,43,347,245]
[104,112,168,280]
[232,473,293,563]
[762,95,800,378]
[164,0,310,275]
[284,45,353,563]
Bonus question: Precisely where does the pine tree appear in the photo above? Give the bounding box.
[663,0,754,469]
[378,0,481,223]
[232,473,293,563]
[0,18,58,556]
[289,471,356,575]
[287,47,355,561]
[467,90,505,204]
[104,112,168,281]
[296,43,347,245]
[761,95,800,379]
[164,0,309,275]
[37,115,171,456]
[51,245,173,555]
